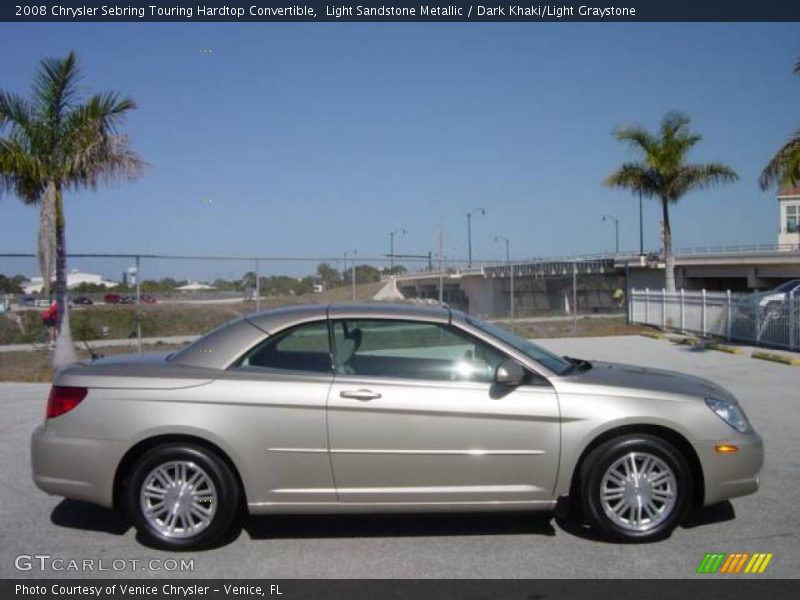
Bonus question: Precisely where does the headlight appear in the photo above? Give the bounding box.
[705,397,752,433]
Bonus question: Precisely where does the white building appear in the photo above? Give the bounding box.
[778,186,800,248]
[23,268,118,294]
[175,282,216,292]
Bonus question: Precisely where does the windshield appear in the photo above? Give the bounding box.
[465,315,575,376]
[773,280,800,293]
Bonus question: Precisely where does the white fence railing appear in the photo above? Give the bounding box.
[629,288,800,351]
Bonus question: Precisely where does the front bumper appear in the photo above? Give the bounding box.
[31,424,126,508]
[694,431,764,506]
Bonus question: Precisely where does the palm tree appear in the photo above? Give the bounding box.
[0,52,145,365]
[759,59,800,190]
[605,111,738,293]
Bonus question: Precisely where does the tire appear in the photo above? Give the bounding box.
[123,444,241,550]
[579,434,692,542]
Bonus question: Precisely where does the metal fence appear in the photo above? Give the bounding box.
[630,288,800,351]
[1,251,633,350]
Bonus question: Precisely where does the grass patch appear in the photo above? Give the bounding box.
[0,282,385,346]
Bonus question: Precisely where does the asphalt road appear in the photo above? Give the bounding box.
[1,336,798,579]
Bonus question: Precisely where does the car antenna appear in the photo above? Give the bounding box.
[82,339,101,361]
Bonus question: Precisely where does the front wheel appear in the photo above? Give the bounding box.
[124,444,241,550]
[579,434,692,542]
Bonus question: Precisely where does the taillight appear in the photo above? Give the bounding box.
[46,386,88,418]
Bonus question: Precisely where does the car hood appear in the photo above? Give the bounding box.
[554,360,736,403]
[55,351,219,389]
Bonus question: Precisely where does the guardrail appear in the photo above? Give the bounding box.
[629,288,799,351]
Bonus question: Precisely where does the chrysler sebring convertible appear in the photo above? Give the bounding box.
[31,303,763,548]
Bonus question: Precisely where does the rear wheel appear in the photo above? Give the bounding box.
[124,444,241,550]
[580,434,692,542]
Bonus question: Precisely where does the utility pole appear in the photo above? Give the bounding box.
[438,225,445,305]
[389,227,406,270]
[344,250,357,302]
[135,255,142,351]
[466,207,486,268]
[254,259,261,312]
[572,262,578,334]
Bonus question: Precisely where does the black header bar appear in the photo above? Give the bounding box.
[3,0,800,22]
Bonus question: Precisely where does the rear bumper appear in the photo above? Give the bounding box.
[31,424,126,508]
[695,432,764,506]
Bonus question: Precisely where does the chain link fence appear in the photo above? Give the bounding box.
[1,252,631,349]
[629,288,800,351]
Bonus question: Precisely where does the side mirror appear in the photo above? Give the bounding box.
[495,359,526,386]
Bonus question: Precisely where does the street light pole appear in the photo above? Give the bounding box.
[602,214,620,254]
[494,235,514,333]
[466,207,486,268]
[389,228,406,271]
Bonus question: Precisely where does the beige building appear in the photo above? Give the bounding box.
[778,186,800,248]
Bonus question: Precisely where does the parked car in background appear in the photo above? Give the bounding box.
[119,296,136,304]
[72,296,94,306]
[103,293,121,304]
[759,279,800,316]
[31,303,763,550]
[141,294,157,304]
[21,296,36,307]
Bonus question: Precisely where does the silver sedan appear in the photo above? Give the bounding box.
[31,303,763,549]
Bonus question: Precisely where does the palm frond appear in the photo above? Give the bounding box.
[660,111,692,138]
[0,92,36,136]
[0,138,44,202]
[759,130,800,190]
[32,51,80,127]
[794,57,800,75]
[66,133,147,190]
[671,163,739,201]
[604,163,660,197]
[613,126,659,157]
[70,92,137,135]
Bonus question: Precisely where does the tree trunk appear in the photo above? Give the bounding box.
[52,185,77,369]
[661,197,676,293]
[37,183,57,298]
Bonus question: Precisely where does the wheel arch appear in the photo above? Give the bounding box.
[567,424,705,509]
[113,433,248,510]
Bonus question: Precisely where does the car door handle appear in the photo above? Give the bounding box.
[340,389,382,401]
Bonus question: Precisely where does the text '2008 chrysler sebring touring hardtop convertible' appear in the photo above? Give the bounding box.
[31,303,763,549]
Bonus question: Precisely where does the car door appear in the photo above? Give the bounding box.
[326,317,560,506]
[214,319,337,506]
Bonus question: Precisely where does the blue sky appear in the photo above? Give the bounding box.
[0,23,798,280]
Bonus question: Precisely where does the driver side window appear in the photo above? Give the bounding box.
[331,319,507,383]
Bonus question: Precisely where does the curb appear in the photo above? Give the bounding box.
[640,331,665,340]
[669,336,698,346]
[706,343,742,355]
[751,351,800,366]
